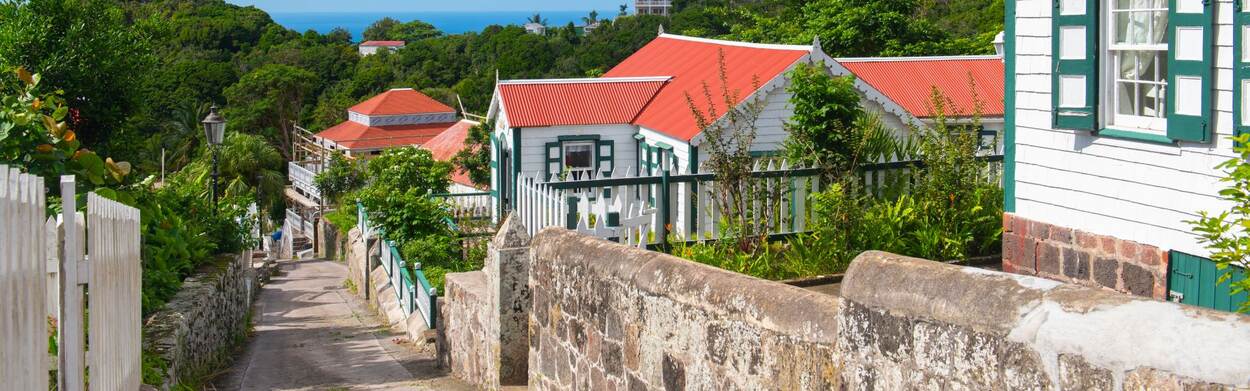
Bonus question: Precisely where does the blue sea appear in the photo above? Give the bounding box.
[269,11,615,41]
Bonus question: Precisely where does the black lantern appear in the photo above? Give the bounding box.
[201,105,226,207]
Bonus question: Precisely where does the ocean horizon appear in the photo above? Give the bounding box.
[269,10,616,41]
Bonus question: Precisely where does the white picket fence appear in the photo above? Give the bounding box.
[0,166,142,391]
[512,160,820,248]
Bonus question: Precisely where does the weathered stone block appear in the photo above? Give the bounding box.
[1093,256,1120,289]
[1062,248,1090,281]
[1037,242,1062,277]
[1049,225,1073,244]
[1059,354,1113,391]
[1121,262,1155,297]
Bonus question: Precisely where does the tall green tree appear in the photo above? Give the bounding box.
[0,0,155,148]
[363,17,441,42]
[452,121,492,187]
[223,63,319,159]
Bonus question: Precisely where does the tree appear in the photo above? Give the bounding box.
[583,10,601,26]
[223,64,319,159]
[0,68,130,186]
[527,13,548,26]
[315,153,365,203]
[0,0,155,148]
[363,17,441,42]
[619,4,628,16]
[172,132,286,218]
[1189,133,1250,313]
[783,63,895,177]
[452,121,492,187]
[358,147,453,242]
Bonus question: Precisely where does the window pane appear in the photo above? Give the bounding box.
[1154,11,1168,44]
[1117,82,1136,115]
[563,144,593,169]
[1116,11,1130,44]
[1119,52,1138,80]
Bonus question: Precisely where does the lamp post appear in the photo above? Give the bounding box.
[202,105,226,208]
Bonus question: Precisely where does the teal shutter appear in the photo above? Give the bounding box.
[1166,0,1214,142]
[1052,0,1099,130]
[544,142,561,180]
[1235,0,1250,140]
[1169,251,1249,312]
[596,140,614,174]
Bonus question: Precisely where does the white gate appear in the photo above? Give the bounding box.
[0,166,143,391]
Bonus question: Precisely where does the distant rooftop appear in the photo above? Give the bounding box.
[360,40,405,47]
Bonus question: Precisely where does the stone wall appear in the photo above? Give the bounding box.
[442,216,532,389]
[527,228,1250,390]
[1003,213,1168,299]
[143,253,258,389]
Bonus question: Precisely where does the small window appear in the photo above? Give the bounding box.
[1105,0,1169,133]
[562,142,594,171]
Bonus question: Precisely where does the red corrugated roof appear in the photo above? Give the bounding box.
[315,120,459,150]
[350,88,455,116]
[838,57,1005,118]
[603,35,811,141]
[497,79,669,128]
[421,120,481,188]
[360,40,405,46]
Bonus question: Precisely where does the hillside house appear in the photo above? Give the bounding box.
[282,87,475,256]
[833,56,1006,153]
[359,40,405,56]
[635,0,672,16]
[1003,0,1247,311]
[485,33,831,219]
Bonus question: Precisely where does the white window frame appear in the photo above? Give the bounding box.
[561,141,595,171]
[1100,0,1169,134]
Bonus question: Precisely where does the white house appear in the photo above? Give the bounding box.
[1003,0,1247,310]
[524,23,546,35]
[833,56,1006,153]
[485,33,831,218]
[358,40,405,56]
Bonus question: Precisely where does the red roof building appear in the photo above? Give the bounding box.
[495,77,669,128]
[315,88,461,155]
[420,119,482,189]
[360,41,406,47]
[359,41,406,56]
[834,56,1005,119]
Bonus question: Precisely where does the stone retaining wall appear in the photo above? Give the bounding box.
[143,253,257,389]
[1003,213,1168,299]
[526,228,1250,390]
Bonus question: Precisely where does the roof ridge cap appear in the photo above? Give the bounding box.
[836,55,1003,62]
[499,76,672,85]
[657,33,813,51]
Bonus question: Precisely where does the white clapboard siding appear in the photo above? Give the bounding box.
[0,165,48,391]
[1012,0,1240,256]
[86,193,143,390]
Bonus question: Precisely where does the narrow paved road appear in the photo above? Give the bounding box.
[214,259,472,391]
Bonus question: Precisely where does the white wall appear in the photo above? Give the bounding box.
[1012,0,1236,256]
[515,125,639,179]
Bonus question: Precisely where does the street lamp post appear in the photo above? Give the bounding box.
[202,105,226,209]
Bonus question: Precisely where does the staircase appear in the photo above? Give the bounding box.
[292,235,314,259]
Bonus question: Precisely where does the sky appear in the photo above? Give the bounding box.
[225,0,629,13]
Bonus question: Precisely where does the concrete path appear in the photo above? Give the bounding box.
[214,259,473,391]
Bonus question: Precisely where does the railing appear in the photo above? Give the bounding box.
[285,208,314,237]
[433,191,493,222]
[510,155,1003,248]
[635,0,672,6]
[359,203,438,328]
[288,160,322,201]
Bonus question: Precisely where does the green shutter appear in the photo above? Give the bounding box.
[1169,251,1249,312]
[1052,0,1099,130]
[1166,0,1214,142]
[1235,1,1250,140]
[596,140,614,174]
[544,142,561,180]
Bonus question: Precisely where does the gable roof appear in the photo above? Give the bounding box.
[496,77,670,128]
[836,56,1005,118]
[350,88,455,116]
[360,40,405,47]
[421,119,481,188]
[315,121,459,150]
[603,34,812,141]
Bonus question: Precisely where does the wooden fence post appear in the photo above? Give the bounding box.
[59,176,85,391]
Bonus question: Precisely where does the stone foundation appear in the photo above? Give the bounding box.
[142,253,258,389]
[1003,213,1168,299]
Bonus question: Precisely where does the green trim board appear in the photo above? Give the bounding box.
[1004,0,1016,212]
[1168,251,1248,312]
[512,128,521,205]
[557,135,601,141]
[1235,1,1250,140]
[1096,128,1177,145]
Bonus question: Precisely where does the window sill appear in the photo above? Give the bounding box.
[1097,128,1176,145]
